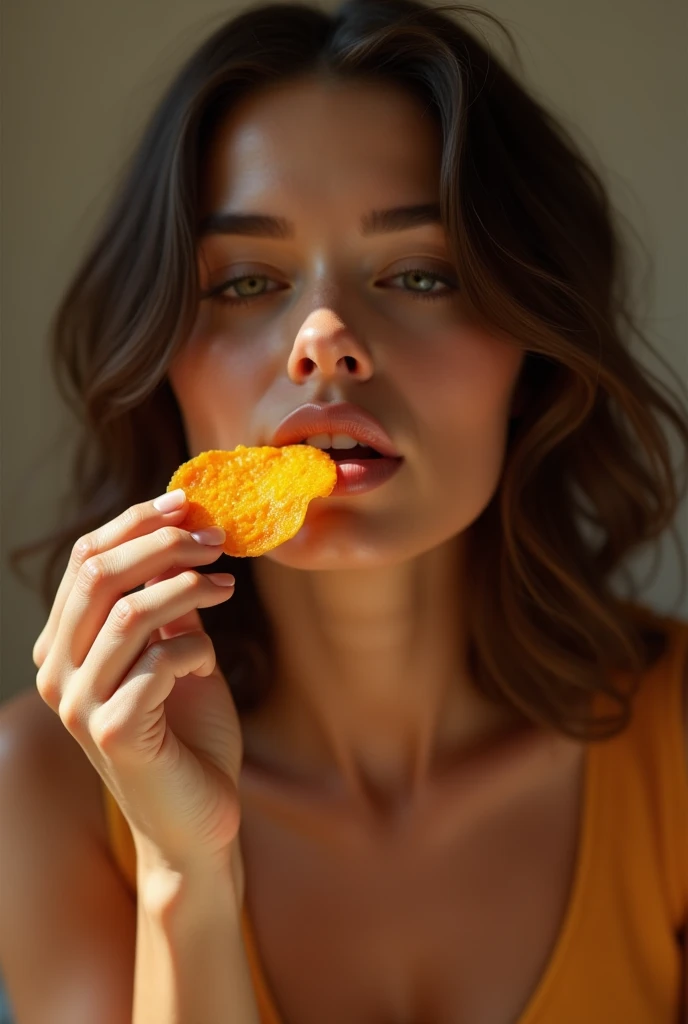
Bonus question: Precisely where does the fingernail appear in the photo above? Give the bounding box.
[153,489,186,513]
[191,526,226,545]
[207,573,235,587]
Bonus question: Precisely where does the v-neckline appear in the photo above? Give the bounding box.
[239,736,599,1024]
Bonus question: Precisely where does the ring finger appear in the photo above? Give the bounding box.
[67,570,235,712]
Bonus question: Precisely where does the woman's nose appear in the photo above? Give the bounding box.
[287,311,374,384]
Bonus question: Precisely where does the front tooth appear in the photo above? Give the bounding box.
[331,434,359,450]
[305,433,332,449]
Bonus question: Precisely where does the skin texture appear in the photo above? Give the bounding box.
[168,74,529,820]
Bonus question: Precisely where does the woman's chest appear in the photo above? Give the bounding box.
[238,739,587,1024]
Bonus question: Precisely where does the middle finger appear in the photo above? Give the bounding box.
[76,568,235,708]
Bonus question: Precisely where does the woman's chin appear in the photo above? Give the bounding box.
[260,510,403,571]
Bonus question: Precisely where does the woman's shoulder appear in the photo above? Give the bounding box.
[0,690,139,1023]
[0,687,110,849]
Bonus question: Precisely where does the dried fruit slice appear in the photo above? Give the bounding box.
[167,445,337,557]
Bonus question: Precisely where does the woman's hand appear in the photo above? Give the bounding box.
[33,489,244,880]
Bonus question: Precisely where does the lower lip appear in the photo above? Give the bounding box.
[329,457,404,497]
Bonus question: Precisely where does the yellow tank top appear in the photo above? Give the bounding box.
[100,604,688,1023]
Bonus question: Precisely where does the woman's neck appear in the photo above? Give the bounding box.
[245,536,523,816]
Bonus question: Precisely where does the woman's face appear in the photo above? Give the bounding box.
[168,75,525,570]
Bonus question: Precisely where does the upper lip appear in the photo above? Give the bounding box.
[269,402,402,458]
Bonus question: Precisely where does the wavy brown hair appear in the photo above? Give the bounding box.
[10,0,688,740]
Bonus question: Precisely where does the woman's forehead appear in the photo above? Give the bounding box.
[199,77,443,217]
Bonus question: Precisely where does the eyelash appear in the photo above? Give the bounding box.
[205,268,458,307]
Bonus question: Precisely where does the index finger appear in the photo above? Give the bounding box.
[32,489,188,667]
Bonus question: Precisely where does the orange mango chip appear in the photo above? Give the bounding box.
[167,445,337,557]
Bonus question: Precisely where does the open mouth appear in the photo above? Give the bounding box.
[297,442,385,461]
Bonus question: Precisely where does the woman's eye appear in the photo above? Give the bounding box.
[386,268,459,302]
[208,274,280,306]
[205,267,459,307]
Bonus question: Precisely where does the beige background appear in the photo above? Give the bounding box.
[2,0,686,705]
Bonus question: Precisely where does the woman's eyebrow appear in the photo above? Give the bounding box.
[196,202,443,239]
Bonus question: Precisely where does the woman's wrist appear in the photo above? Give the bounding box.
[133,844,259,1024]
[132,831,242,917]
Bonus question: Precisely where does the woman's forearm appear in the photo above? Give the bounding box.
[132,850,261,1024]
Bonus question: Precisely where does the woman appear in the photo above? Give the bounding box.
[2,1,688,1021]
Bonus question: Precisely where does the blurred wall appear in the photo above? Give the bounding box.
[2,0,686,704]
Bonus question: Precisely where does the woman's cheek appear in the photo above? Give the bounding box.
[168,333,261,454]
[404,328,523,493]
[395,324,522,424]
